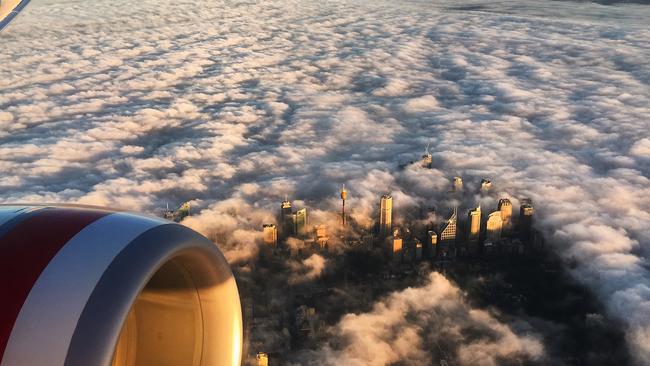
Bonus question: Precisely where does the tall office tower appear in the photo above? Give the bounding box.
[294,208,308,236]
[439,208,457,257]
[281,198,293,236]
[486,211,503,243]
[480,178,492,192]
[415,239,423,261]
[391,237,403,259]
[281,198,292,217]
[498,198,513,231]
[262,224,278,248]
[453,176,463,192]
[314,224,329,250]
[439,208,457,242]
[257,352,269,366]
[379,194,393,237]
[520,199,534,239]
[427,230,438,258]
[467,205,481,241]
[341,185,347,226]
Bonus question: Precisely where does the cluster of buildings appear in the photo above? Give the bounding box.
[260,175,540,264]
[249,173,544,365]
[161,201,192,222]
[382,194,538,264]
[261,187,350,254]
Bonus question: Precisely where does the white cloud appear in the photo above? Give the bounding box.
[1,0,650,362]
[292,272,543,366]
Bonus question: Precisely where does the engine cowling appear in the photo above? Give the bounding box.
[0,205,242,366]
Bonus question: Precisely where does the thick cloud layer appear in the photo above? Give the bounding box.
[290,272,544,366]
[1,0,649,363]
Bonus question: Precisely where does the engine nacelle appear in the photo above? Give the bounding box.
[0,205,242,366]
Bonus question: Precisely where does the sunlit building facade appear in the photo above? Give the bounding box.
[480,178,492,192]
[486,211,502,243]
[314,224,329,249]
[453,176,463,192]
[498,198,513,230]
[256,352,269,366]
[439,208,457,242]
[391,237,403,259]
[427,230,438,258]
[379,194,393,237]
[262,224,278,248]
[422,153,432,168]
[467,205,481,241]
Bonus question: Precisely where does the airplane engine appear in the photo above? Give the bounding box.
[0,205,242,366]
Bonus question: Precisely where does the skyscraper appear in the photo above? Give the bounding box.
[439,208,457,257]
[427,230,438,258]
[294,208,308,236]
[341,185,347,226]
[439,208,457,243]
[257,352,269,366]
[314,224,329,250]
[453,176,463,192]
[520,199,534,240]
[480,178,492,192]
[415,239,423,261]
[391,236,403,259]
[467,205,481,241]
[379,194,393,237]
[281,198,292,216]
[281,198,293,236]
[262,224,278,248]
[486,211,502,243]
[498,198,513,231]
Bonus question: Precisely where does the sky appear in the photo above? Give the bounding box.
[1,0,649,364]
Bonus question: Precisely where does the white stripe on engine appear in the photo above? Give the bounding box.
[0,212,166,366]
[0,206,32,227]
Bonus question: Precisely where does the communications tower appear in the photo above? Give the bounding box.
[341,184,347,226]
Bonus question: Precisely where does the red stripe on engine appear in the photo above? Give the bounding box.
[0,208,109,361]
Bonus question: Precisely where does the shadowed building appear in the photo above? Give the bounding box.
[293,208,308,236]
[520,199,534,241]
[281,199,293,236]
[262,224,278,249]
[379,194,393,237]
[415,239,423,261]
[427,230,438,259]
